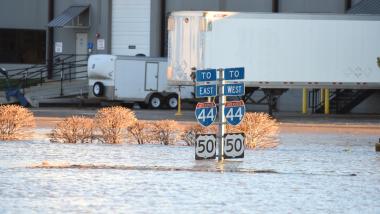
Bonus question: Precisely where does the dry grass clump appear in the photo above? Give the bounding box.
[229,112,279,149]
[182,124,217,146]
[50,116,95,144]
[95,106,137,144]
[0,105,35,140]
[151,120,181,145]
[127,120,152,144]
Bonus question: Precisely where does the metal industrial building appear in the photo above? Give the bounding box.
[0,0,366,66]
[0,0,379,113]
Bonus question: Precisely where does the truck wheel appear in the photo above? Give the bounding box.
[167,94,178,109]
[149,94,162,109]
[93,82,104,97]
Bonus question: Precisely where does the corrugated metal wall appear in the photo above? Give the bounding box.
[0,0,48,29]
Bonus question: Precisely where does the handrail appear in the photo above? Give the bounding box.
[0,54,89,94]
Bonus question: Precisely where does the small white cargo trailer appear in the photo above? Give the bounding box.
[167,11,380,89]
[88,54,192,109]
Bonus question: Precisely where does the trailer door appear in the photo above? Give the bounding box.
[145,62,159,91]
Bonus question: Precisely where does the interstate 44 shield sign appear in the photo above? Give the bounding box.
[195,102,217,127]
[224,100,245,126]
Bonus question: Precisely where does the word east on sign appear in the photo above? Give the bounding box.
[196,84,217,98]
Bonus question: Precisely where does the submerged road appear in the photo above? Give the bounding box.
[30,107,380,135]
[30,107,380,123]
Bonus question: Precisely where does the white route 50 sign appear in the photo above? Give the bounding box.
[195,134,216,160]
[224,133,245,159]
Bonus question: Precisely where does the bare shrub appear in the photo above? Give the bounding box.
[151,120,182,145]
[127,120,152,144]
[0,105,35,140]
[229,112,279,149]
[50,116,95,144]
[95,106,137,144]
[182,124,217,146]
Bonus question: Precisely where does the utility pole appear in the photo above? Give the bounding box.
[47,0,54,79]
[272,0,279,13]
[345,0,352,11]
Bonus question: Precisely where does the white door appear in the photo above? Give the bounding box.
[75,33,88,77]
[145,62,158,91]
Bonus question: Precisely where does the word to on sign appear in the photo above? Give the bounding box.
[224,67,245,80]
[196,69,217,82]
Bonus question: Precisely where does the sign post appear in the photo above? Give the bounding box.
[217,68,225,161]
[194,67,246,161]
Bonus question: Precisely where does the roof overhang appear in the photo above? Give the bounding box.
[47,5,90,29]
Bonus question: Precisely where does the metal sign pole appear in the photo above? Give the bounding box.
[218,68,225,161]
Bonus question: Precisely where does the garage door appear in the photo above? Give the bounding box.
[112,0,150,56]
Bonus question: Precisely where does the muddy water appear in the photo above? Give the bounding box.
[0,133,379,213]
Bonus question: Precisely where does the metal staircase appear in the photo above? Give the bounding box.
[309,89,378,114]
[0,54,89,107]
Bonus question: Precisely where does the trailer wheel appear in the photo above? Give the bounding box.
[93,82,104,97]
[166,94,178,109]
[149,94,163,109]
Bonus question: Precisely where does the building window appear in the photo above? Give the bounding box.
[0,28,46,64]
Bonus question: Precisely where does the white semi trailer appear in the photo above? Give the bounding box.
[167,11,380,89]
[87,55,192,109]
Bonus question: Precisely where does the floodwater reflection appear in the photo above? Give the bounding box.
[0,133,379,213]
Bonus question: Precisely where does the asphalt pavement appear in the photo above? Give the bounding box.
[30,107,380,126]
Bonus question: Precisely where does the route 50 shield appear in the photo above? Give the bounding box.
[195,134,217,160]
[195,102,217,127]
[224,133,245,159]
[224,100,245,126]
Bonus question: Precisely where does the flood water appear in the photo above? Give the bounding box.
[0,132,379,213]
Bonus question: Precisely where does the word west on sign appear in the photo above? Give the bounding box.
[224,133,245,159]
[224,100,246,126]
[223,83,245,96]
[195,134,217,160]
[195,102,217,127]
[224,67,245,80]
[196,69,217,82]
[195,84,217,98]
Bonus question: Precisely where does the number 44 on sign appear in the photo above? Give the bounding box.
[224,100,246,126]
[195,102,217,127]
